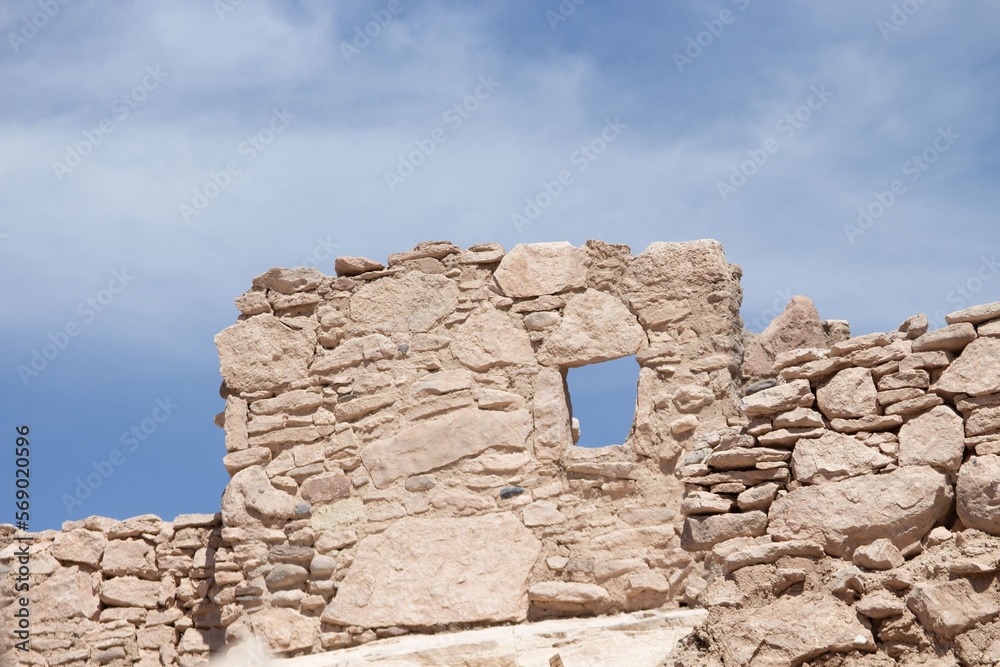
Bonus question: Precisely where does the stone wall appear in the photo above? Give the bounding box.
[7,238,996,666]
[211,239,745,656]
[1,238,749,665]
[0,513,227,666]
[673,302,1000,665]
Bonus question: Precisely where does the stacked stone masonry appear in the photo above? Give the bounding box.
[673,300,1000,666]
[3,239,999,667]
[1,239,750,664]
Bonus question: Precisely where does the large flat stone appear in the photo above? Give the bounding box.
[681,511,768,551]
[934,337,1000,396]
[492,242,588,298]
[537,289,644,367]
[215,314,315,393]
[767,465,953,558]
[451,308,535,371]
[791,430,892,484]
[816,367,877,419]
[361,407,532,488]
[349,272,459,333]
[322,514,541,627]
[897,405,965,471]
[737,379,813,417]
[715,592,875,666]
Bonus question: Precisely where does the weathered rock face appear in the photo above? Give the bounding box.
[360,407,532,488]
[956,455,1000,534]
[712,592,875,666]
[215,315,315,394]
[322,514,541,627]
[767,466,953,557]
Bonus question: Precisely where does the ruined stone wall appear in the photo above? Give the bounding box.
[11,240,996,666]
[0,513,227,666]
[0,238,748,665]
[674,303,1000,666]
[210,239,745,656]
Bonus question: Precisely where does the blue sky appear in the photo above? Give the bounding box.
[2,1,998,530]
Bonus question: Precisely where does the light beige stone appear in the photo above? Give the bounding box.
[350,272,459,332]
[215,315,314,393]
[51,529,106,567]
[718,592,875,666]
[773,407,824,429]
[492,242,588,298]
[908,579,1000,640]
[703,447,790,471]
[311,333,396,373]
[722,539,824,574]
[361,407,532,487]
[966,404,1000,436]
[791,431,892,484]
[221,466,296,526]
[335,256,384,276]
[898,405,965,470]
[522,501,567,526]
[935,337,1000,396]
[956,455,1000,535]
[744,296,828,378]
[852,538,904,569]
[736,483,780,512]
[412,370,472,397]
[767,465,953,558]
[681,491,735,516]
[250,389,323,415]
[946,301,1000,325]
[250,607,318,655]
[311,498,364,530]
[681,511,768,551]
[102,539,157,579]
[533,368,571,461]
[252,267,323,294]
[528,582,611,605]
[856,591,906,619]
[100,576,161,609]
[737,379,813,417]
[537,289,644,367]
[816,367,877,419]
[452,308,535,371]
[912,322,978,352]
[33,567,99,622]
[322,514,541,627]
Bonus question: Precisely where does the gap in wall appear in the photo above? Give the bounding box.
[565,355,640,448]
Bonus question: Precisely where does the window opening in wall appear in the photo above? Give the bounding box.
[564,355,640,448]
